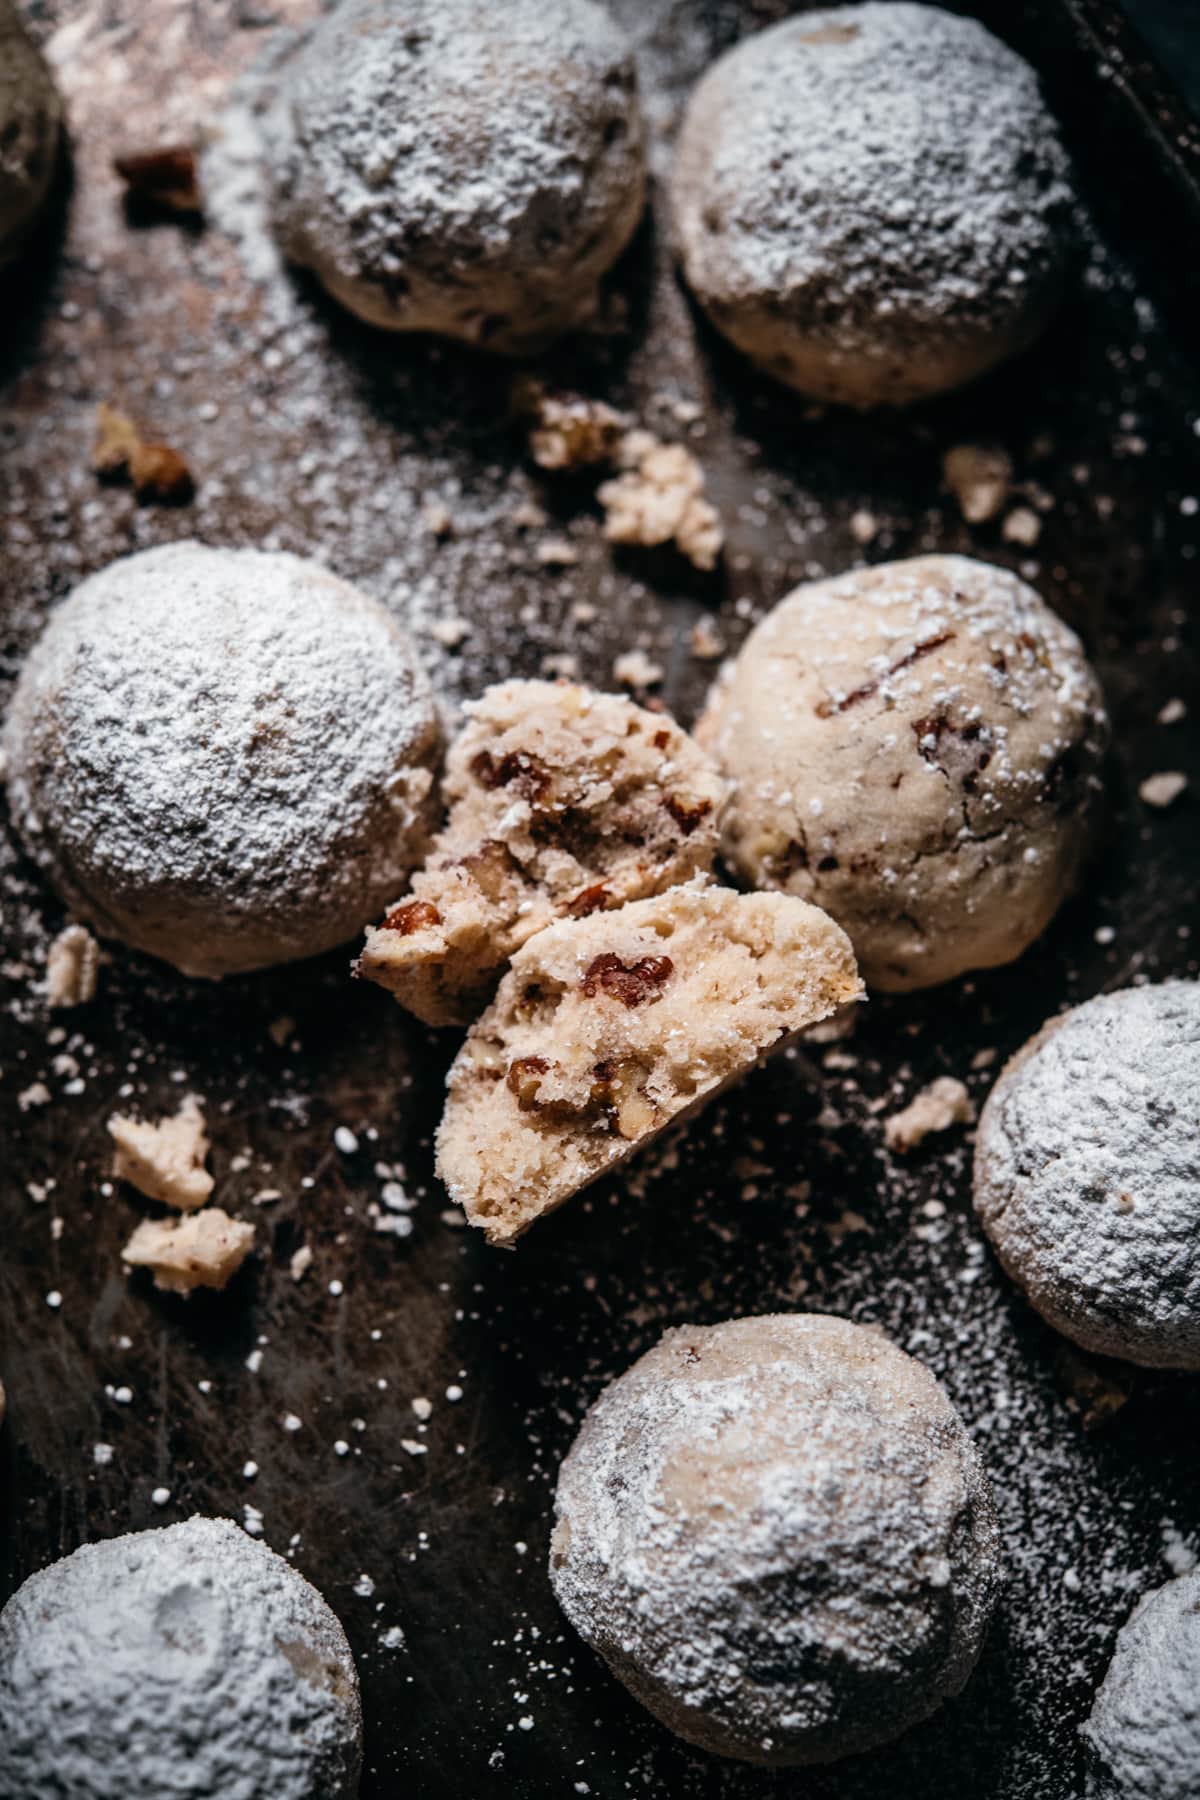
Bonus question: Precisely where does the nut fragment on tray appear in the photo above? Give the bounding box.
[435,883,862,1244]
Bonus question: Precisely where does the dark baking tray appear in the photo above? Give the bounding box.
[2,3,1198,1797]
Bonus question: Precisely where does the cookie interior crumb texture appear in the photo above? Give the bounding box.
[435,883,862,1244]
[108,1095,214,1211]
[1081,1570,1200,1799]
[974,980,1200,1369]
[122,1208,256,1296]
[669,2,1074,407]
[265,0,645,353]
[550,1314,1000,1765]
[0,1516,362,1799]
[358,679,727,1026]
[1,541,441,979]
[698,554,1108,992]
[0,0,62,269]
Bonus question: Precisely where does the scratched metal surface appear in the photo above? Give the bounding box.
[1,3,1199,1797]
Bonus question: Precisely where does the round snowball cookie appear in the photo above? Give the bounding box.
[266,0,645,354]
[0,1516,361,1800]
[697,555,1107,992]
[1082,1571,1200,1799]
[0,0,63,268]
[2,541,440,978]
[550,1313,1000,1766]
[670,3,1074,407]
[975,981,1200,1369]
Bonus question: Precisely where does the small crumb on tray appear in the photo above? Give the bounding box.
[612,648,663,690]
[884,1076,974,1153]
[122,1209,254,1296]
[599,434,723,570]
[515,377,626,471]
[108,1095,214,1211]
[1002,505,1041,547]
[942,444,1013,524]
[1139,770,1187,809]
[45,924,99,1008]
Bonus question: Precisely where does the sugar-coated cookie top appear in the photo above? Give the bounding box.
[0,1517,361,1800]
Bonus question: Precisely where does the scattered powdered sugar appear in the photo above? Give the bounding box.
[0,1517,362,1799]
[551,1315,999,1766]
[1081,1570,1200,1797]
[974,981,1200,1368]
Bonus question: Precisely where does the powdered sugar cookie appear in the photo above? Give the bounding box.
[1082,1571,1200,1798]
[435,883,861,1244]
[551,1314,1000,1765]
[0,0,62,269]
[266,0,645,353]
[2,542,440,978]
[698,555,1107,992]
[670,3,1074,407]
[0,1517,361,1799]
[974,981,1200,1368]
[358,680,726,1026]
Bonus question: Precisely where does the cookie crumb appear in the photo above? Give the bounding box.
[599,436,723,570]
[942,445,1013,524]
[612,648,664,690]
[1002,505,1041,546]
[884,1077,974,1153]
[290,1244,313,1282]
[1139,770,1187,809]
[516,378,626,471]
[534,537,579,567]
[122,1209,254,1295]
[45,924,99,1008]
[108,1095,214,1211]
[421,498,454,538]
[430,615,471,649]
[688,618,726,660]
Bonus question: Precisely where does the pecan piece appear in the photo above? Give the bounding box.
[590,1058,657,1138]
[470,749,551,805]
[581,952,674,1006]
[665,793,713,835]
[383,899,442,935]
[114,145,204,218]
[507,1055,550,1110]
[564,882,610,919]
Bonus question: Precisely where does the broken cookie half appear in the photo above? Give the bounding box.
[436,882,862,1245]
[358,679,727,1027]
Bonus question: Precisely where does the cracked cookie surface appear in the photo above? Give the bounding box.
[435,882,861,1244]
[358,680,726,1026]
[698,554,1107,992]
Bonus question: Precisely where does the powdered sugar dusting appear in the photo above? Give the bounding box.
[551,1314,999,1765]
[264,0,645,349]
[2,542,440,976]
[0,1515,362,1798]
[975,981,1200,1368]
